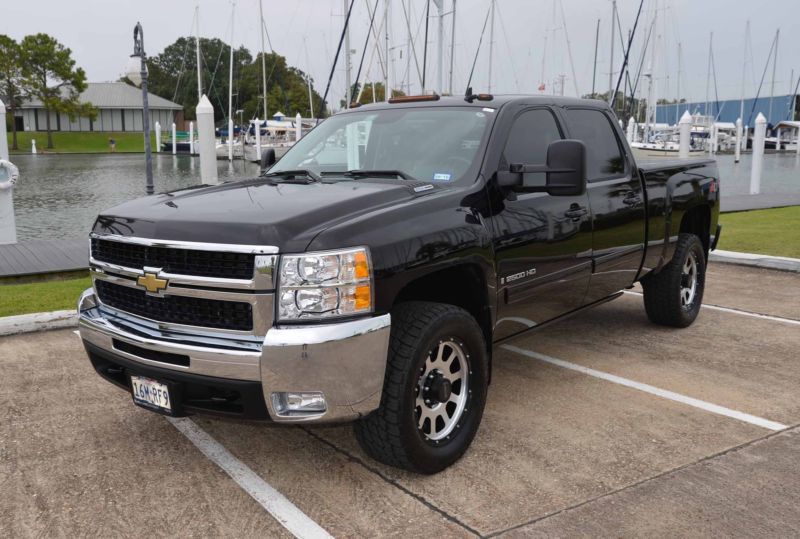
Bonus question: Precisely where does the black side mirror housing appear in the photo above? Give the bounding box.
[545,139,587,196]
[260,148,276,172]
[496,139,587,196]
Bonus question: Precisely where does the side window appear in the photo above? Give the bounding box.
[503,109,562,186]
[563,109,625,180]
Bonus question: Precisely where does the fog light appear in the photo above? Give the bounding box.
[271,392,327,416]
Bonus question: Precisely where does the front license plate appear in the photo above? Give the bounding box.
[131,376,172,412]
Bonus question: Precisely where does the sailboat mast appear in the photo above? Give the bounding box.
[608,0,616,99]
[344,0,352,108]
[487,0,495,92]
[591,18,599,96]
[675,41,681,125]
[768,28,779,124]
[739,20,749,124]
[195,6,202,101]
[437,0,444,94]
[705,32,712,123]
[384,0,390,100]
[448,0,456,95]
[228,2,235,161]
[259,0,268,118]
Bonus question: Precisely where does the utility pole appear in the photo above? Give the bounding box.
[448,0,457,95]
[344,0,352,107]
[608,0,616,101]
[487,0,495,92]
[259,0,268,117]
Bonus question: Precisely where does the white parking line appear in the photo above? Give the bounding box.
[167,417,333,539]
[622,290,800,326]
[501,345,788,431]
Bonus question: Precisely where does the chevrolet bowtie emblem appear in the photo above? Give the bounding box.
[137,272,168,294]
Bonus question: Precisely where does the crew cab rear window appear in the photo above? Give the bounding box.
[502,109,562,187]
[563,109,625,180]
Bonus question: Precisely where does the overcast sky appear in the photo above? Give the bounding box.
[3,0,799,112]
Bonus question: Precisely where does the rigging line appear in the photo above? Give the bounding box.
[610,0,644,110]
[613,3,636,98]
[789,74,800,120]
[368,0,387,79]
[319,0,356,118]
[495,1,521,93]
[465,3,493,94]
[625,15,653,119]
[747,32,777,127]
[558,0,579,96]
[172,11,197,103]
[353,0,381,102]
[400,0,424,88]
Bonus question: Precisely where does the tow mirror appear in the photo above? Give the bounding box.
[260,148,276,172]
[497,139,587,196]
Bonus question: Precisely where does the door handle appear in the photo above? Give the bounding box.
[564,206,588,220]
[623,191,642,205]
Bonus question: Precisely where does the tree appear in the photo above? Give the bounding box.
[19,33,95,149]
[144,37,324,123]
[345,82,406,108]
[0,35,24,150]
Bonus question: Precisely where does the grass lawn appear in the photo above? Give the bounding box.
[7,131,156,154]
[718,206,800,259]
[0,275,91,318]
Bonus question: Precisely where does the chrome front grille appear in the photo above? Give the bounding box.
[88,234,277,339]
[91,238,256,280]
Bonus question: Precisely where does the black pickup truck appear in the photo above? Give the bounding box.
[78,95,720,474]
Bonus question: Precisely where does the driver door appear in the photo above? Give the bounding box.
[489,107,593,341]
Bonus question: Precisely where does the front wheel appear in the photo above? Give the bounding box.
[354,301,488,474]
[642,233,706,327]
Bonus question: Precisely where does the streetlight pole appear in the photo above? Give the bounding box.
[132,22,154,195]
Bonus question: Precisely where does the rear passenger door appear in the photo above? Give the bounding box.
[489,107,593,340]
[561,108,646,302]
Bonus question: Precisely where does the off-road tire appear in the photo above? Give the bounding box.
[354,301,488,474]
[642,233,706,327]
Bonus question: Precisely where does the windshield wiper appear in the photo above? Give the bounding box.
[262,169,321,183]
[340,169,417,181]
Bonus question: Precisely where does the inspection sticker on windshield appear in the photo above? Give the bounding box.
[433,173,451,181]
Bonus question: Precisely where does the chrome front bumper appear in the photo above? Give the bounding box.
[78,288,391,423]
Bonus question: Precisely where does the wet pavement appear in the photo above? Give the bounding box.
[1,261,799,537]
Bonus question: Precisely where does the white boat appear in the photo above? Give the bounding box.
[215,140,244,160]
[243,141,293,163]
[630,140,706,158]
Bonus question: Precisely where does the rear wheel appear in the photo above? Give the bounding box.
[354,301,488,474]
[642,233,706,327]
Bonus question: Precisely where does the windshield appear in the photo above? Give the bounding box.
[269,107,493,183]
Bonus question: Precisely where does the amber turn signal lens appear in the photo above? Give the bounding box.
[354,251,370,280]
[355,284,371,310]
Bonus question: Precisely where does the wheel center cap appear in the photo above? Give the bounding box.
[426,371,452,404]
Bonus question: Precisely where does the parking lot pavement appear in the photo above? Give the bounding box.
[1,262,799,537]
[499,427,800,537]
[0,331,293,538]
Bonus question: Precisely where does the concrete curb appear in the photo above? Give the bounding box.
[0,310,78,337]
[710,250,800,273]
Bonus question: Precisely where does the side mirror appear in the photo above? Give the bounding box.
[496,139,587,196]
[545,139,587,196]
[260,148,276,172]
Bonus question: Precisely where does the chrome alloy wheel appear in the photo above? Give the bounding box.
[680,251,698,307]
[415,339,471,442]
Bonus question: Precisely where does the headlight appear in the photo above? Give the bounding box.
[278,247,373,320]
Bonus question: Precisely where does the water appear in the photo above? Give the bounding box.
[11,154,260,242]
[7,151,800,242]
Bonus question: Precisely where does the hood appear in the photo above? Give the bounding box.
[92,178,429,252]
